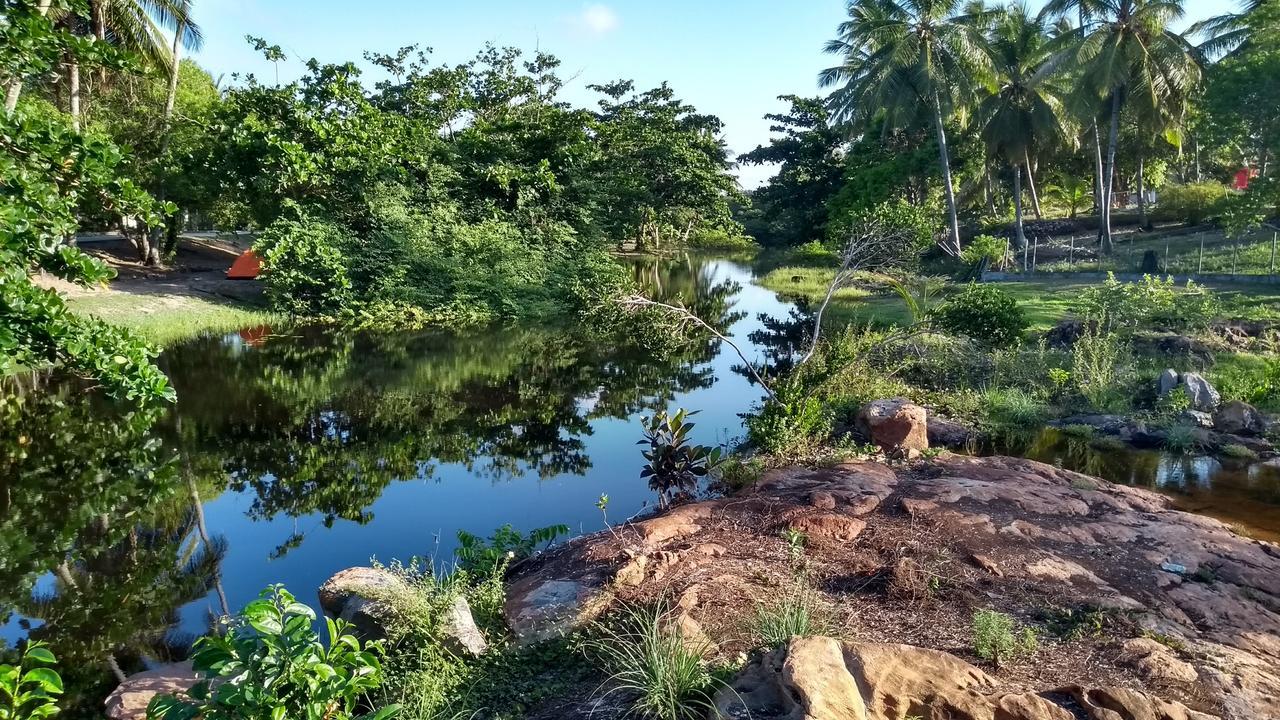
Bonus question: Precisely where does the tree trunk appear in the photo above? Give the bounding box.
[162,22,184,131]
[1014,164,1027,255]
[931,92,962,256]
[3,0,54,115]
[1024,151,1042,220]
[1137,154,1149,230]
[984,166,997,216]
[1099,92,1122,255]
[1092,123,1104,215]
[92,1,107,86]
[68,59,81,132]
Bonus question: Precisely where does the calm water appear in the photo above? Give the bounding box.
[2,254,1278,710]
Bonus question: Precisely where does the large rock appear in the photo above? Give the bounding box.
[927,414,975,448]
[1158,368,1181,396]
[440,595,487,657]
[713,637,1215,720]
[856,398,929,458]
[503,577,611,644]
[1213,400,1266,436]
[1181,372,1221,412]
[104,662,200,720]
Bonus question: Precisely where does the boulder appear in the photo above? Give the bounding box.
[713,637,1215,720]
[503,577,611,644]
[856,398,929,458]
[927,414,975,448]
[440,595,487,657]
[1158,368,1181,396]
[318,567,405,641]
[104,662,200,720]
[1213,400,1266,436]
[1180,373,1221,412]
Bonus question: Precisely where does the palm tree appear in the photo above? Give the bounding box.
[1043,0,1200,253]
[1189,0,1267,56]
[820,0,993,257]
[977,3,1067,254]
[3,0,56,116]
[1045,175,1092,217]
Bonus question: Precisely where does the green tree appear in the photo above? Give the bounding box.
[821,0,993,256]
[1044,0,1201,252]
[978,3,1067,252]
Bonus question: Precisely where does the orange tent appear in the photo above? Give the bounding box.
[226,249,262,279]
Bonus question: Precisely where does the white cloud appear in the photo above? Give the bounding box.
[574,3,620,35]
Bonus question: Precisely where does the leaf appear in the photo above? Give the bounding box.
[21,668,62,694]
[23,648,55,665]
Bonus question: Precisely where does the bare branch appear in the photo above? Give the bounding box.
[615,295,776,401]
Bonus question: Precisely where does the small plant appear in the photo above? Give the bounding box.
[752,584,830,648]
[1072,324,1131,412]
[1070,478,1098,491]
[640,409,726,507]
[1155,386,1192,416]
[931,284,1028,348]
[0,642,63,720]
[1161,425,1201,453]
[147,584,397,720]
[1140,630,1187,652]
[1059,423,1095,439]
[455,523,570,575]
[1220,443,1258,460]
[714,457,764,491]
[1047,367,1071,392]
[980,388,1047,429]
[971,609,1037,667]
[1037,603,1116,641]
[960,234,1008,268]
[583,605,722,720]
[781,528,808,570]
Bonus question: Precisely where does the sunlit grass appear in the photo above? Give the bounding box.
[66,293,280,347]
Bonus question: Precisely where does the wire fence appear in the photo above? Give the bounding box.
[990,226,1280,281]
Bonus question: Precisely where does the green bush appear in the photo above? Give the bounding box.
[1072,326,1132,412]
[1076,274,1219,334]
[686,228,757,250]
[147,585,396,720]
[1155,182,1231,224]
[931,284,1028,348]
[1161,425,1201,453]
[1208,354,1280,410]
[583,605,721,720]
[1155,386,1192,416]
[972,609,1037,667]
[454,524,570,576]
[256,215,354,316]
[961,234,1007,268]
[0,642,63,720]
[1220,443,1258,460]
[745,376,831,456]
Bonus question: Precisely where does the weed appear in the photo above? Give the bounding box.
[1140,630,1187,652]
[456,523,570,575]
[1190,564,1219,585]
[972,609,1037,667]
[715,456,765,492]
[583,605,722,720]
[781,528,808,571]
[1161,425,1201,453]
[1059,423,1095,439]
[1037,603,1117,641]
[1155,386,1193,416]
[1070,478,1098,491]
[980,388,1048,429]
[1220,443,1258,460]
[752,585,831,648]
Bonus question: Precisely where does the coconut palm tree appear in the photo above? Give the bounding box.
[820,0,994,257]
[1043,0,1200,253]
[3,0,56,116]
[977,3,1067,254]
[1189,0,1267,57]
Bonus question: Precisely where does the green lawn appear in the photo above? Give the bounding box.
[66,292,280,347]
[757,267,1280,333]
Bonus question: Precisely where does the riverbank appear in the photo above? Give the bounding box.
[35,234,279,347]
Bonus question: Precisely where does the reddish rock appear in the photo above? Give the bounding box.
[856,398,929,457]
[104,662,200,720]
[787,512,866,541]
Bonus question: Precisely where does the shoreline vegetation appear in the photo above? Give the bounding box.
[5,0,1280,719]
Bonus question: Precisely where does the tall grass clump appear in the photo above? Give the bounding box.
[583,605,721,720]
[751,585,831,648]
[979,388,1047,429]
[1072,325,1132,412]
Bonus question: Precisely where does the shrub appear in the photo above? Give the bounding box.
[931,284,1028,348]
[1208,354,1280,411]
[454,523,570,576]
[1154,182,1231,225]
[1221,443,1258,460]
[714,456,765,491]
[147,585,396,720]
[256,215,354,316]
[961,234,1007,268]
[640,409,726,507]
[972,609,1037,667]
[686,228,757,250]
[1155,386,1192,416]
[1076,274,1219,334]
[1161,425,1201,453]
[745,377,831,456]
[0,642,63,720]
[752,586,830,648]
[1072,326,1131,412]
[1059,423,1095,439]
[583,605,721,720]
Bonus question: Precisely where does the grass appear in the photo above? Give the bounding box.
[972,609,1037,667]
[65,292,279,347]
[583,605,721,720]
[751,585,830,648]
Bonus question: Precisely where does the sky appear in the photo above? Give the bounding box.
[191,0,1230,189]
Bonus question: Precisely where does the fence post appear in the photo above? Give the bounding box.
[1232,238,1239,278]
[1198,233,1205,275]
[1271,231,1277,279]
[1069,235,1075,267]
[1032,234,1038,272]
[1164,239,1170,275]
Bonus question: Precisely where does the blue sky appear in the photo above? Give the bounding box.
[192,0,1229,188]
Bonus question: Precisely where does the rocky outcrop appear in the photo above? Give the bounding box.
[506,455,1280,719]
[104,662,200,720]
[318,566,486,656]
[1214,400,1267,436]
[856,399,929,458]
[713,637,1217,720]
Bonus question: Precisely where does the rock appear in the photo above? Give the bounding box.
[1118,637,1199,684]
[856,398,929,458]
[927,414,975,448]
[318,566,404,619]
[1181,372,1221,412]
[613,554,648,586]
[503,577,610,643]
[1151,335,1215,365]
[1054,414,1131,435]
[1159,368,1181,396]
[104,662,200,720]
[440,595,487,657]
[787,512,866,542]
[714,638,1208,720]
[970,553,1004,577]
[1181,410,1215,428]
[1213,400,1266,436]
